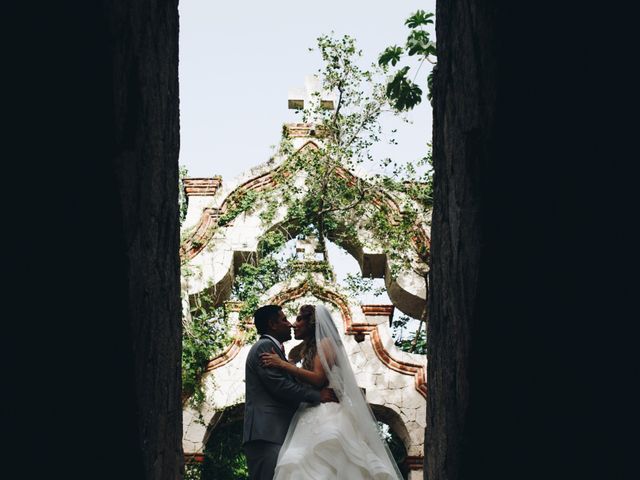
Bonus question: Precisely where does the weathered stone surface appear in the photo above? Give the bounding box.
[181,275,427,464]
[409,470,423,480]
[180,97,428,477]
[181,132,429,319]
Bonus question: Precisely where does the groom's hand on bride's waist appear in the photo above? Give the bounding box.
[319,387,338,403]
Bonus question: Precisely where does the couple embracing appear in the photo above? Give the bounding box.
[243,303,403,480]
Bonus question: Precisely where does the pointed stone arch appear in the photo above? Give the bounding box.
[183,275,426,480]
[179,133,430,317]
[181,123,428,479]
[180,139,320,261]
[269,281,427,398]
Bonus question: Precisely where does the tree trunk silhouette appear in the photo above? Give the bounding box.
[424,2,620,480]
[426,2,497,479]
[6,2,182,479]
[108,2,183,479]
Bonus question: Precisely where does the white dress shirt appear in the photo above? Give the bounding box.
[262,334,285,356]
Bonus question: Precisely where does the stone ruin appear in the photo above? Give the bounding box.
[180,77,430,479]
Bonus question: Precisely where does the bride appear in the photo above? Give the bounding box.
[260,304,404,480]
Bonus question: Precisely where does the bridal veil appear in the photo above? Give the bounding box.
[277,304,404,479]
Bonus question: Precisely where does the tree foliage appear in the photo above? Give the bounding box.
[392,313,427,355]
[181,298,230,408]
[377,422,410,479]
[202,418,248,479]
[379,10,437,110]
[259,34,432,274]
[180,33,432,479]
[231,230,308,324]
[181,32,432,407]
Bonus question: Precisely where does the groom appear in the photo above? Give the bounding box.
[243,304,336,480]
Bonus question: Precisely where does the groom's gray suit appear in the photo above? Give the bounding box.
[243,335,321,480]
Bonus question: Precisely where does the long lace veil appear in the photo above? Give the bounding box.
[313,304,404,479]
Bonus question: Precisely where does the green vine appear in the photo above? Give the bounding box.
[182,301,231,408]
[180,33,433,409]
[343,273,386,298]
[232,230,292,322]
[218,190,260,227]
[392,313,427,355]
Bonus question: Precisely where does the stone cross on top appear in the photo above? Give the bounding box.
[295,235,322,261]
[288,75,336,113]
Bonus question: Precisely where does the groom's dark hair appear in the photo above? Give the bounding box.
[254,304,282,335]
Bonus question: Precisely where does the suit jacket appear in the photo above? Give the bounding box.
[243,336,321,445]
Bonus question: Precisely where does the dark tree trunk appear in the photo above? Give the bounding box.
[5,2,182,479]
[426,2,497,479]
[108,2,183,478]
[425,2,630,480]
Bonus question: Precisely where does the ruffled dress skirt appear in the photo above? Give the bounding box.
[273,402,399,480]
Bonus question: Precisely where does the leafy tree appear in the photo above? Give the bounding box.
[377,421,410,479]
[262,34,431,274]
[379,10,437,110]
[182,300,230,408]
[377,11,437,346]
[231,230,297,324]
[202,417,248,479]
[343,273,387,298]
[184,34,432,354]
[180,33,432,480]
[392,313,427,355]
[184,461,203,480]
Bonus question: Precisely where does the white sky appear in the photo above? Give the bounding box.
[179,0,436,179]
[178,0,435,326]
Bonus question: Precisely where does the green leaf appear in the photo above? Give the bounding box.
[385,67,423,111]
[378,45,403,67]
[406,30,433,57]
[427,68,435,105]
[405,10,434,29]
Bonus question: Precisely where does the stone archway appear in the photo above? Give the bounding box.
[180,97,429,478]
[179,129,430,320]
[183,276,426,479]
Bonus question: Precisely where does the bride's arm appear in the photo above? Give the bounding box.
[260,348,327,388]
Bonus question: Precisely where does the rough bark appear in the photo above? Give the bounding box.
[107,1,183,479]
[5,2,182,479]
[424,2,621,480]
[426,2,497,479]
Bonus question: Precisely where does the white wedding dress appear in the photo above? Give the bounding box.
[273,307,403,480]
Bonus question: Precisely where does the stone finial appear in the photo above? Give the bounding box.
[295,235,322,261]
[288,75,336,112]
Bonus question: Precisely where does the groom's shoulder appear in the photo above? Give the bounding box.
[252,336,270,346]
[248,337,271,355]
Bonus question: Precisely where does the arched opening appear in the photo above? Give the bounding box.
[181,164,429,321]
[184,225,426,347]
[186,402,415,480]
[377,421,410,480]
[201,404,247,480]
[371,403,414,479]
